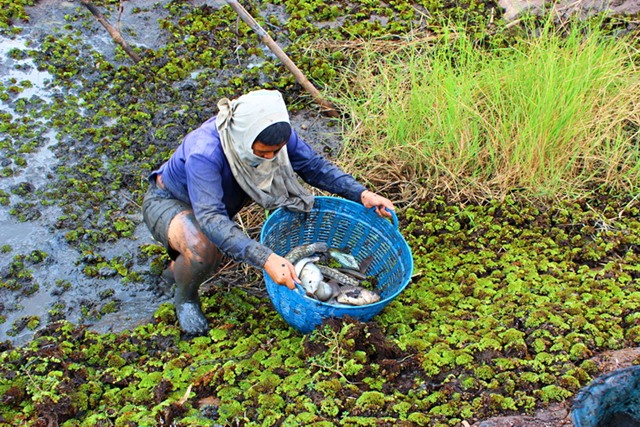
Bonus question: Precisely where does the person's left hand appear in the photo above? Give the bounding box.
[360,190,395,218]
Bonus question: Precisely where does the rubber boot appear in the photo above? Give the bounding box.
[169,228,222,336]
[172,254,211,336]
[153,264,176,297]
[174,280,209,336]
[161,265,176,286]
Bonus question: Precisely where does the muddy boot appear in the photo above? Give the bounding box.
[174,281,209,336]
[161,265,176,286]
[153,265,176,297]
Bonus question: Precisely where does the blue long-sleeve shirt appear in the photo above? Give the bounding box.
[150,116,366,268]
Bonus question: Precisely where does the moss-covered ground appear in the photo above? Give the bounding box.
[0,0,639,426]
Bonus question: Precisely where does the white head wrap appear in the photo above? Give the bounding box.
[216,90,314,212]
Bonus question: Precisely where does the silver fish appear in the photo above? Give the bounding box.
[285,242,329,264]
[298,263,323,295]
[314,281,338,302]
[328,248,360,270]
[335,286,381,306]
[294,256,320,277]
[336,267,368,281]
[317,265,360,287]
[358,254,374,274]
[292,251,380,306]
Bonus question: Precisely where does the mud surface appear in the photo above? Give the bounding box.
[499,0,640,21]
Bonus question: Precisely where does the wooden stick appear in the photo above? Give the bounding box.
[225,0,340,118]
[80,0,142,63]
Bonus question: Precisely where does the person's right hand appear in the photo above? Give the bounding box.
[264,253,300,290]
[360,190,395,218]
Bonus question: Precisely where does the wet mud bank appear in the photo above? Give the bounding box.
[0,0,341,346]
[0,1,172,346]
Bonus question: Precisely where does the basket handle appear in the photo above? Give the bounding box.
[387,208,399,229]
[293,283,309,297]
[371,207,398,229]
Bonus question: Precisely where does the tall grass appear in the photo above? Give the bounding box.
[329,20,640,202]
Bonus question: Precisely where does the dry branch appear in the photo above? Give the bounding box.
[225,0,340,118]
[79,0,141,63]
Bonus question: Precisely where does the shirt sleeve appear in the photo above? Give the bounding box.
[185,152,273,269]
[287,130,366,202]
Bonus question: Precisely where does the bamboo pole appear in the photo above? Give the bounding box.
[225,0,340,118]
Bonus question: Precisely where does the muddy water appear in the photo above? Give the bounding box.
[0,2,174,346]
[0,0,340,347]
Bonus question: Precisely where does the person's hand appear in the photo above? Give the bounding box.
[264,253,300,290]
[360,190,395,218]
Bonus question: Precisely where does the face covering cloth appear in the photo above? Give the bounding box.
[216,89,314,212]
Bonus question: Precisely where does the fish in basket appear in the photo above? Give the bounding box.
[286,242,381,306]
[259,196,414,333]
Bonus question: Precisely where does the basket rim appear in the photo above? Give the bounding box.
[261,195,404,237]
[571,365,640,427]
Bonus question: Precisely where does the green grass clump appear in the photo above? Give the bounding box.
[332,19,640,201]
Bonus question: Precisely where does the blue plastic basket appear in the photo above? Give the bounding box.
[571,365,640,427]
[259,196,414,333]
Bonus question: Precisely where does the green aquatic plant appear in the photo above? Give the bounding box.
[0,0,33,35]
[1,1,640,426]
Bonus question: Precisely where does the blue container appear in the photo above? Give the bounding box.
[571,365,640,427]
[259,196,414,333]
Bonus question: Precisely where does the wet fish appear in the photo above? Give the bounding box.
[285,242,329,264]
[358,254,374,274]
[294,256,320,277]
[335,286,381,306]
[328,248,359,270]
[314,280,339,302]
[297,261,323,295]
[292,250,381,306]
[316,265,360,287]
[336,267,368,281]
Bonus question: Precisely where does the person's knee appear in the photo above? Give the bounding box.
[187,237,219,269]
[169,212,219,269]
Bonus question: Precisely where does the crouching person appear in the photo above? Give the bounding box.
[142,89,394,335]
